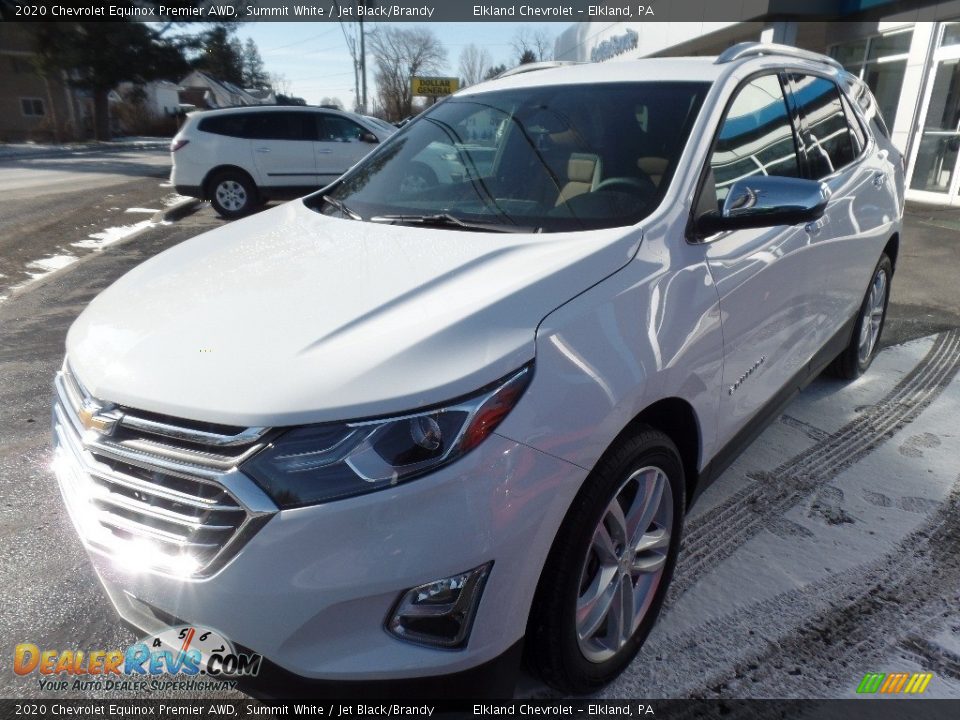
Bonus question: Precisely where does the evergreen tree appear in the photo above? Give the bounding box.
[31,22,187,140]
[242,38,269,88]
[190,25,244,87]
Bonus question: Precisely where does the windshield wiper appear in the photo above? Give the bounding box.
[321,195,361,220]
[369,213,536,233]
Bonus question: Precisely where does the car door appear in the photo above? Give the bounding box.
[248,111,318,188]
[701,73,824,449]
[314,113,377,181]
[786,73,894,348]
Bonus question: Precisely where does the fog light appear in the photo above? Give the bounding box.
[386,562,492,649]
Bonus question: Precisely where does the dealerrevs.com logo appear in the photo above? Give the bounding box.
[14,626,261,692]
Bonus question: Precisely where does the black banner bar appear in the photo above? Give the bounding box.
[0,0,918,23]
[2,699,960,719]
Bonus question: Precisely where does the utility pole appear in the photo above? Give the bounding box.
[357,1,368,114]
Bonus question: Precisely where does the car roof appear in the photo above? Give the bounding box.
[459,46,843,98]
[460,57,724,97]
[188,105,357,118]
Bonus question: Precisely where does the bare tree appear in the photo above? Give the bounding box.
[369,26,447,121]
[459,44,492,87]
[510,28,553,63]
[268,72,291,96]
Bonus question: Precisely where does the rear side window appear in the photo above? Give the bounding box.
[789,75,857,179]
[197,114,251,138]
[710,74,800,205]
[840,94,867,155]
[840,73,889,139]
[245,112,314,141]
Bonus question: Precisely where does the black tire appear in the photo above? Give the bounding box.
[208,170,259,219]
[525,427,685,694]
[830,253,893,380]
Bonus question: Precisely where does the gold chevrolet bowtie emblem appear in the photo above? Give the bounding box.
[78,399,120,436]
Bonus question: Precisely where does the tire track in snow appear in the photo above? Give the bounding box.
[604,473,960,701]
[668,329,960,602]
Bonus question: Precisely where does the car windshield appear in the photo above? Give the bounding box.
[306,81,710,233]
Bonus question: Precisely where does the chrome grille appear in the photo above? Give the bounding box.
[52,361,277,578]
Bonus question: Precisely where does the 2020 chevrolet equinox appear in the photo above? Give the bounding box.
[52,44,904,694]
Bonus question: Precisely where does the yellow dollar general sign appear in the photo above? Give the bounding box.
[411,76,460,97]
[857,672,933,694]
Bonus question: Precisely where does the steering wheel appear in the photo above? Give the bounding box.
[594,175,656,197]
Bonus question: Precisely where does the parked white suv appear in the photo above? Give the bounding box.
[170,105,395,218]
[53,44,903,695]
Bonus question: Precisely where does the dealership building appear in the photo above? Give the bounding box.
[554,0,960,206]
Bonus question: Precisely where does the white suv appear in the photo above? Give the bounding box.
[170,105,395,218]
[53,44,903,695]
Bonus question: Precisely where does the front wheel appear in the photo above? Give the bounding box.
[830,254,892,380]
[526,428,685,693]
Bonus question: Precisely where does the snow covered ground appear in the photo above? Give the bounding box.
[0,200,179,303]
[522,331,960,699]
[0,137,169,160]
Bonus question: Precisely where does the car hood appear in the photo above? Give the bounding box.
[67,200,642,427]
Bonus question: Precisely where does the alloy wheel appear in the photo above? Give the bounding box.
[858,267,887,365]
[575,466,673,663]
[215,180,248,213]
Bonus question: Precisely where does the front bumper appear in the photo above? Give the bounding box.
[53,400,586,681]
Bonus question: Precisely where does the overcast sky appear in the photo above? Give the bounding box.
[234,22,567,109]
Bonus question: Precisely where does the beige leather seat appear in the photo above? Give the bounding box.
[555,153,602,206]
[637,156,669,187]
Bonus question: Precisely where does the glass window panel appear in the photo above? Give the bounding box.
[910,59,960,193]
[319,115,366,142]
[942,23,960,48]
[910,135,960,192]
[831,40,868,67]
[920,59,960,131]
[710,75,799,204]
[312,81,710,232]
[790,75,856,179]
[866,31,912,60]
[863,59,907,129]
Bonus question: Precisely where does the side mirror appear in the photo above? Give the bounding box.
[696,175,830,236]
[360,131,379,144]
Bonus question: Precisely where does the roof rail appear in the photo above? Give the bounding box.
[715,42,843,70]
[496,61,583,80]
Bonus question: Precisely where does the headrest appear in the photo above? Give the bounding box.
[567,153,600,184]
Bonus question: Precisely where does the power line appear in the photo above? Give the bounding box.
[263,26,341,53]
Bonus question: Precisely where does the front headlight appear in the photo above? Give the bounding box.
[242,365,532,508]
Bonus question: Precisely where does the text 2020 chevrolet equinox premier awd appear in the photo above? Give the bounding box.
[52,44,904,694]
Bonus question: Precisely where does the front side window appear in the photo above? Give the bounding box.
[319,115,367,142]
[790,75,857,179]
[709,74,800,205]
[307,81,710,233]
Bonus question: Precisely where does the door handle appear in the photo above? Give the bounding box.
[255,147,270,153]
[316,149,333,154]
[873,172,887,187]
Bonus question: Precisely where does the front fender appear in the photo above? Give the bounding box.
[496,229,724,478]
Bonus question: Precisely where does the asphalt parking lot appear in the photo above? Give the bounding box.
[1,146,959,700]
